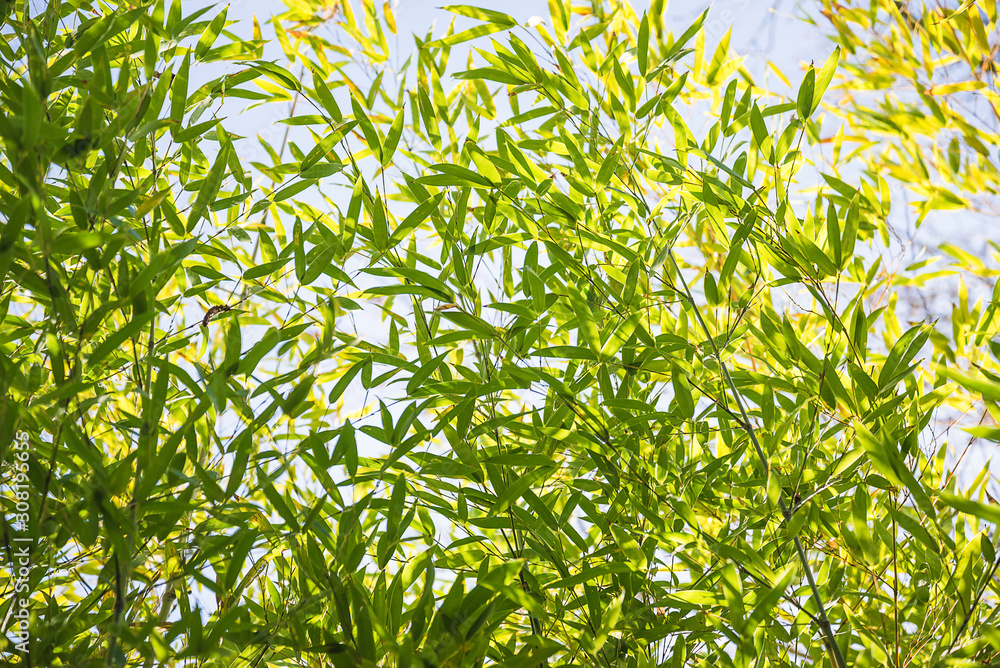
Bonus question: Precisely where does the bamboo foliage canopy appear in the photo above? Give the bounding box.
[3,0,1000,666]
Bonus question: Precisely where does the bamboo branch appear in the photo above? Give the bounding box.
[668,250,848,668]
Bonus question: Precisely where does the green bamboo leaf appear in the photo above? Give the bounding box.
[811,46,840,115]
[389,193,444,245]
[855,424,936,521]
[796,67,815,120]
[878,324,929,392]
[750,104,768,147]
[222,531,255,591]
[440,310,497,339]
[663,9,707,62]
[381,108,405,165]
[237,328,280,376]
[342,177,364,256]
[186,130,230,231]
[852,487,877,563]
[703,27,732,85]
[272,179,313,202]
[87,313,155,367]
[671,363,694,419]
[312,70,343,123]
[623,262,640,306]
[293,218,305,281]
[886,505,939,554]
[425,22,512,48]
[637,14,650,77]
[351,95,383,159]
[170,53,190,125]
[489,468,548,514]
[704,272,719,306]
[452,67,526,86]
[600,313,639,361]
[465,141,502,185]
[442,5,517,27]
[329,359,367,405]
[339,422,359,477]
[596,137,623,187]
[407,351,449,394]
[420,164,493,188]
[243,258,289,281]
[940,492,1000,524]
[195,6,228,60]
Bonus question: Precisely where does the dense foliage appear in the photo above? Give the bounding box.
[3,0,1000,666]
